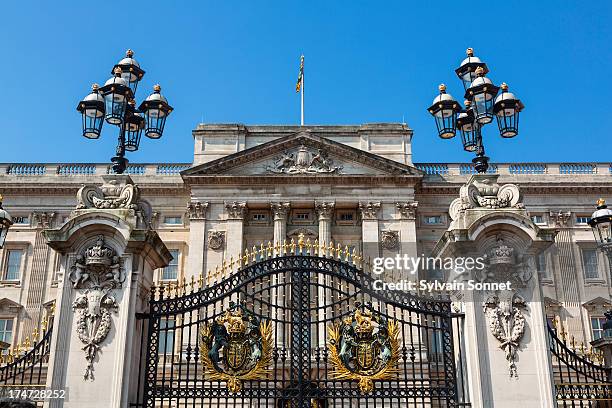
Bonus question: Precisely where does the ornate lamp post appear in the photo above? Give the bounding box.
[589,198,612,277]
[428,48,524,173]
[0,195,13,249]
[77,50,173,174]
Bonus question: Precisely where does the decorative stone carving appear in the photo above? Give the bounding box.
[73,288,118,380]
[266,145,342,174]
[475,237,533,288]
[287,227,317,240]
[70,236,124,289]
[187,201,209,220]
[549,210,571,227]
[380,230,399,250]
[396,202,418,220]
[208,231,226,251]
[76,177,140,210]
[270,202,291,220]
[315,201,335,220]
[449,175,523,221]
[69,236,124,380]
[224,201,246,220]
[32,212,56,229]
[359,202,381,221]
[483,292,527,378]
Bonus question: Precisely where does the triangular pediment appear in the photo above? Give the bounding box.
[182,132,422,179]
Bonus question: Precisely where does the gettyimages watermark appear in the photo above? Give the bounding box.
[370,253,515,293]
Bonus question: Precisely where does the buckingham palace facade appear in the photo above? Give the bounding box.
[0,123,610,407]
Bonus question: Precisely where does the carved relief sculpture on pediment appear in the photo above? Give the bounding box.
[266,145,342,174]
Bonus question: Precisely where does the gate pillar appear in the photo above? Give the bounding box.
[433,175,557,408]
[41,175,172,408]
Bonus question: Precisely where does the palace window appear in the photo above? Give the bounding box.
[11,216,29,225]
[163,216,183,225]
[581,249,599,279]
[161,250,179,281]
[576,216,591,225]
[531,215,545,225]
[251,213,267,222]
[0,319,13,345]
[293,211,312,223]
[591,317,607,340]
[336,211,356,225]
[423,215,443,225]
[536,252,549,279]
[4,250,23,281]
[159,318,175,354]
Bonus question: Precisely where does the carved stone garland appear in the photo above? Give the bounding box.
[69,236,123,380]
[477,237,534,378]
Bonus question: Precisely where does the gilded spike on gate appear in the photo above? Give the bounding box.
[336,243,342,260]
[274,241,281,257]
[320,240,326,257]
[260,243,265,259]
[267,241,273,257]
[190,276,195,292]
[243,249,250,265]
[290,238,296,254]
[352,248,358,265]
[32,328,39,342]
[200,272,205,289]
[252,245,257,262]
[329,241,335,257]
[306,238,312,255]
[42,318,48,332]
[298,233,305,252]
[50,302,56,316]
[570,335,576,350]
[344,246,350,262]
[313,239,319,256]
[560,324,567,342]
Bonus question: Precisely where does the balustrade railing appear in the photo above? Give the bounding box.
[1,162,610,177]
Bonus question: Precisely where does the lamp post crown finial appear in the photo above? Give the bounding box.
[500,82,508,91]
[464,99,471,106]
[126,49,134,57]
[597,198,606,207]
[438,84,446,93]
[466,47,474,56]
[153,84,161,92]
[91,83,99,91]
[475,66,485,76]
[113,66,123,76]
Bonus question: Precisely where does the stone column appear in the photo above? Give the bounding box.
[315,201,334,347]
[224,201,247,260]
[271,202,291,252]
[270,202,290,347]
[23,212,55,339]
[359,201,381,268]
[396,202,418,281]
[186,201,208,281]
[42,175,172,408]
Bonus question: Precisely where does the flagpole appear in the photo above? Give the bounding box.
[300,55,305,126]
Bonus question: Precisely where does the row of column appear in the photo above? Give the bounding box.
[185,200,419,277]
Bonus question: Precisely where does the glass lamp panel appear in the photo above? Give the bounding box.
[144,109,167,139]
[597,221,612,243]
[104,93,127,124]
[82,113,103,139]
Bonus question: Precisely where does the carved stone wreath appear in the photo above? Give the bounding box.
[69,236,124,380]
[483,293,527,378]
[208,231,226,251]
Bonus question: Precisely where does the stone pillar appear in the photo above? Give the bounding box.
[224,201,247,260]
[186,201,208,281]
[22,212,55,339]
[42,175,172,408]
[270,202,290,346]
[396,202,418,281]
[433,174,557,408]
[359,201,380,267]
[271,202,291,252]
[315,201,334,347]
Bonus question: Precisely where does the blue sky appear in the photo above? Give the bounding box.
[0,1,610,164]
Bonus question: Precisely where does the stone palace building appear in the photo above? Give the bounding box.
[0,123,610,407]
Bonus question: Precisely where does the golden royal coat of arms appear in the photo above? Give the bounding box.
[200,302,273,393]
[327,302,400,393]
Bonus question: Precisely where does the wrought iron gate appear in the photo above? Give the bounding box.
[548,321,612,407]
[133,242,469,407]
